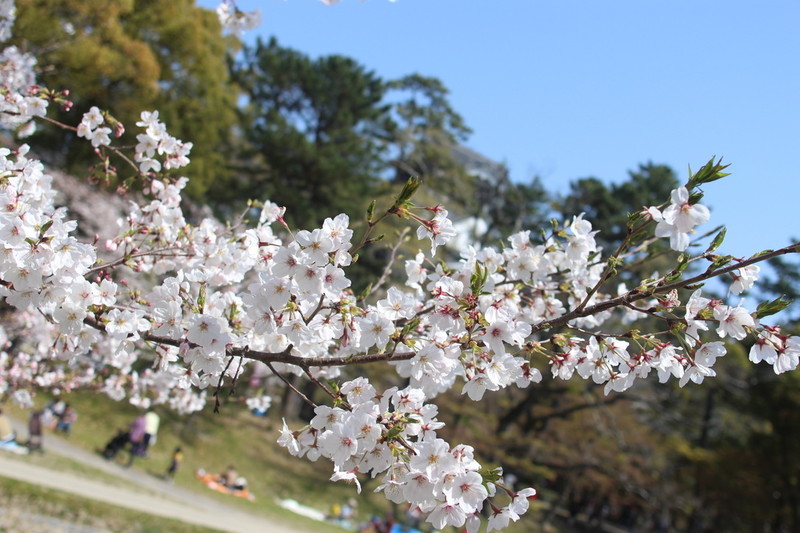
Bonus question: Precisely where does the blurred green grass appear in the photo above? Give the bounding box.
[7,392,382,532]
[0,475,223,533]
[5,390,560,533]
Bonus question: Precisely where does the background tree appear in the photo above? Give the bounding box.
[227,36,393,229]
[559,162,679,248]
[386,74,475,209]
[478,172,551,244]
[10,0,237,198]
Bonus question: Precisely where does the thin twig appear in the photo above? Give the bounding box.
[213,357,236,414]
[303,368,342,404]
[533,242,799,334]
[267,362,317,409]
[86,246,188,275]
[305,294,327,324]
[368,227,410,298]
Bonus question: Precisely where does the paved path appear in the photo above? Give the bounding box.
[1,417,307,533]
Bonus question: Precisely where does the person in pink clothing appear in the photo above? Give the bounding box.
[126,415,147,467]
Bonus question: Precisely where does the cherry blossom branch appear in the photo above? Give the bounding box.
[33,113,142,177]
[213,357,236,413]
[82,313,416,370]
[534,242,799,334]
[573,219,650,314]
[233,347,417,369]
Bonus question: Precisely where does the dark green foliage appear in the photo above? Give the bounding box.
[479,175,551,243]
[386,73,473,204]
[227,36,393,229]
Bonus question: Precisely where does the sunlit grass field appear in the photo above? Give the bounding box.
[0,475,223,533]
[4,390,558,533]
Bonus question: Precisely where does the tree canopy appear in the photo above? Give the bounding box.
[227,36,393,228]
[10,0,237,198]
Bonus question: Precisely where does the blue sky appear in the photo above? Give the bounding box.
[213,0,799,257]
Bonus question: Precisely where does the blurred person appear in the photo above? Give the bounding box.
[101,428,130,460]
[0,408,14,442]
[126,414,147,467]
[142,410,160,456]
[219,465,238,487]
[45,399,65,429]
[54,403,77,436]
[166,446,183,480]
[27,410,44,453]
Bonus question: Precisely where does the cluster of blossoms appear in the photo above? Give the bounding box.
[0,1,798,530]
[0,0,13,41]
[215,0,262,35]
[75,107,192,174]
[279,377,537,532]
[133,111,192,173]
[76,106,114,148]
[415,206,457,255]
[0,0,45,137]
[749,326,800,374]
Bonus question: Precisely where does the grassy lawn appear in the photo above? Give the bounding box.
[7,392,381,532]
[5,391,556,533]
[0,475,223,533]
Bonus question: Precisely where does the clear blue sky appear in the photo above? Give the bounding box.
[211,0,799,257]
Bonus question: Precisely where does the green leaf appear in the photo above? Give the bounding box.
[358,282,373,301]
[687,156,731,188]
[38,219,54,237]
[606,256,623,277]
[706,254,732,271]
[366,200,376,222]
[196,284,207,313]
[470,263,486,294]
[395,176,421,206]
[384,424,405,441]
[626,210,644,228]
[400,317,420,336]
[365,234,385,245]
[676,252,690,272]
[706,226,726,254]
[755,295,793,319]
[750,249,775,259]
[326,380,341,395]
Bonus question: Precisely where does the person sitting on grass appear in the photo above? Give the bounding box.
[218,465,238,487]
[0,408,14,442]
